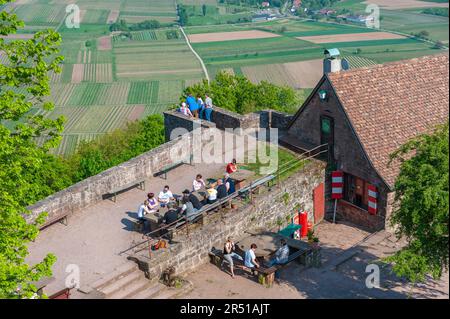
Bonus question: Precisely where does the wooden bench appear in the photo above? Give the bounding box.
[105,179,145,202]
[49,287,71,299]
[257,249,306,287]
[154,155,193,180]
[39,211,69,230]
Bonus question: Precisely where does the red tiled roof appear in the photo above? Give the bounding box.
[327,53,449,188]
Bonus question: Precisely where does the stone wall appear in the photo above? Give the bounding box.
[164,108,292,142]
[26,128,221,224]
[132,160,326,280]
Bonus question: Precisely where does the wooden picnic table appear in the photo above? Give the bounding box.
[191,190,207,202]
[235,231,284,259]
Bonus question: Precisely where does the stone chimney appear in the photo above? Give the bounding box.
[323,48,342,74]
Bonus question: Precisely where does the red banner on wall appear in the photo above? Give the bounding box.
[331,171,343,199]
[368,184,377,215]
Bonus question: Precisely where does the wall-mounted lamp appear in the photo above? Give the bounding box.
[318,89,327,101]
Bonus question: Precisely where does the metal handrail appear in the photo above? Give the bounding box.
[119,143,329,257]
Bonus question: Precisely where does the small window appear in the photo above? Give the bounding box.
[343,173,369,210]
[321,118,331,134]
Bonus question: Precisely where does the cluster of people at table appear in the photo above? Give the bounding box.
[137,159,240,231]
[221,237,290,279]
[177,93,214,121]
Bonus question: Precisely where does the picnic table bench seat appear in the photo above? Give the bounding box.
[154,155,193,180]
[39,211,69,230]
[105,179,145,202]
[257,249,306,287]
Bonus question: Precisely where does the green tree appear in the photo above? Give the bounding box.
[202,4,207,16]
[0,0,64,298]
[182,71,299,114]
[385,122,449,283]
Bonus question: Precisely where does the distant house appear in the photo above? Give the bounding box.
[252,13,276,22]
[317,9,336,16]
[252,13,270,22]
[345,14,374,25]
[291,0,302,12]
[280,53,449,231]
[261,1,270,7]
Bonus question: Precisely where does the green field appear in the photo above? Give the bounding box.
[5,0,448,156]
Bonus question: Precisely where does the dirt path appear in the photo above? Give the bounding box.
[180,26,210,83]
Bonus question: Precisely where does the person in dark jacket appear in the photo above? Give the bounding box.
[216,179,228,200]
[224,173,235,195]
[182,189,203,210]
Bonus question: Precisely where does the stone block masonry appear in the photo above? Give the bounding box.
[132,160,326,281]
[26,127,226,225]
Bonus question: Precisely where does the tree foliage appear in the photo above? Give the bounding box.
[0,0,64,298]
[385,122,449,283]
[182,71,300,114]
[66,115,165,181]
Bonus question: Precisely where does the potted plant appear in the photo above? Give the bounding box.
[307,229,315,243]
[311,236,320,250]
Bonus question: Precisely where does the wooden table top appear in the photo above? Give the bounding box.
[236,231,284,258]
[230,169,254,181]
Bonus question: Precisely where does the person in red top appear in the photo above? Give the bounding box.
[226,159,237,174]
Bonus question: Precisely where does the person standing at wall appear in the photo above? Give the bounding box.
[186,93,200,118]
[204,94,213,122]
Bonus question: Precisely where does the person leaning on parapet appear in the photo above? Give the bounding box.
[204,94,213,122]
[178,102,193,117]
[180,197,199,222]
[186,93,200,118]
[222,237,244,278]
[196,95,205,119]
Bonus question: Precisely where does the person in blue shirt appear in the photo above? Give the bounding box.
[196,95,205,119]
[186,93,200,118]
[244,243,260,275]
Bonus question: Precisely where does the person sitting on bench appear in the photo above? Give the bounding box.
[222,237,243,278]
[224,173,235,195]
[216,179,228,200]
[244,243,260,275]
[146,193,159,213]
[266,239,290,268]
[161,203,179,243]
[226,158,238,174]
[180,197,199,222]
[158,185,174,207]
[206,185,217,204]
[192,174,206,192]
[182,189,203,210]
[137,200,151,221]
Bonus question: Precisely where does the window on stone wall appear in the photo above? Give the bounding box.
[343,173,369,210]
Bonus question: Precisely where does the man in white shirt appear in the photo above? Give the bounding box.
[138,200,151,221]
[158,185,174,207]
[192,174,206,191]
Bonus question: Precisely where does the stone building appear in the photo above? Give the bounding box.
[280,53,449,231]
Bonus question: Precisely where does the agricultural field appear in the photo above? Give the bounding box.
[4,0,203,156]
[5,0,449,156]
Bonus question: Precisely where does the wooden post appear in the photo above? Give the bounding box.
[332,199,337,224]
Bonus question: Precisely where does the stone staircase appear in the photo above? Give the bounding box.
[78,261,192,299]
